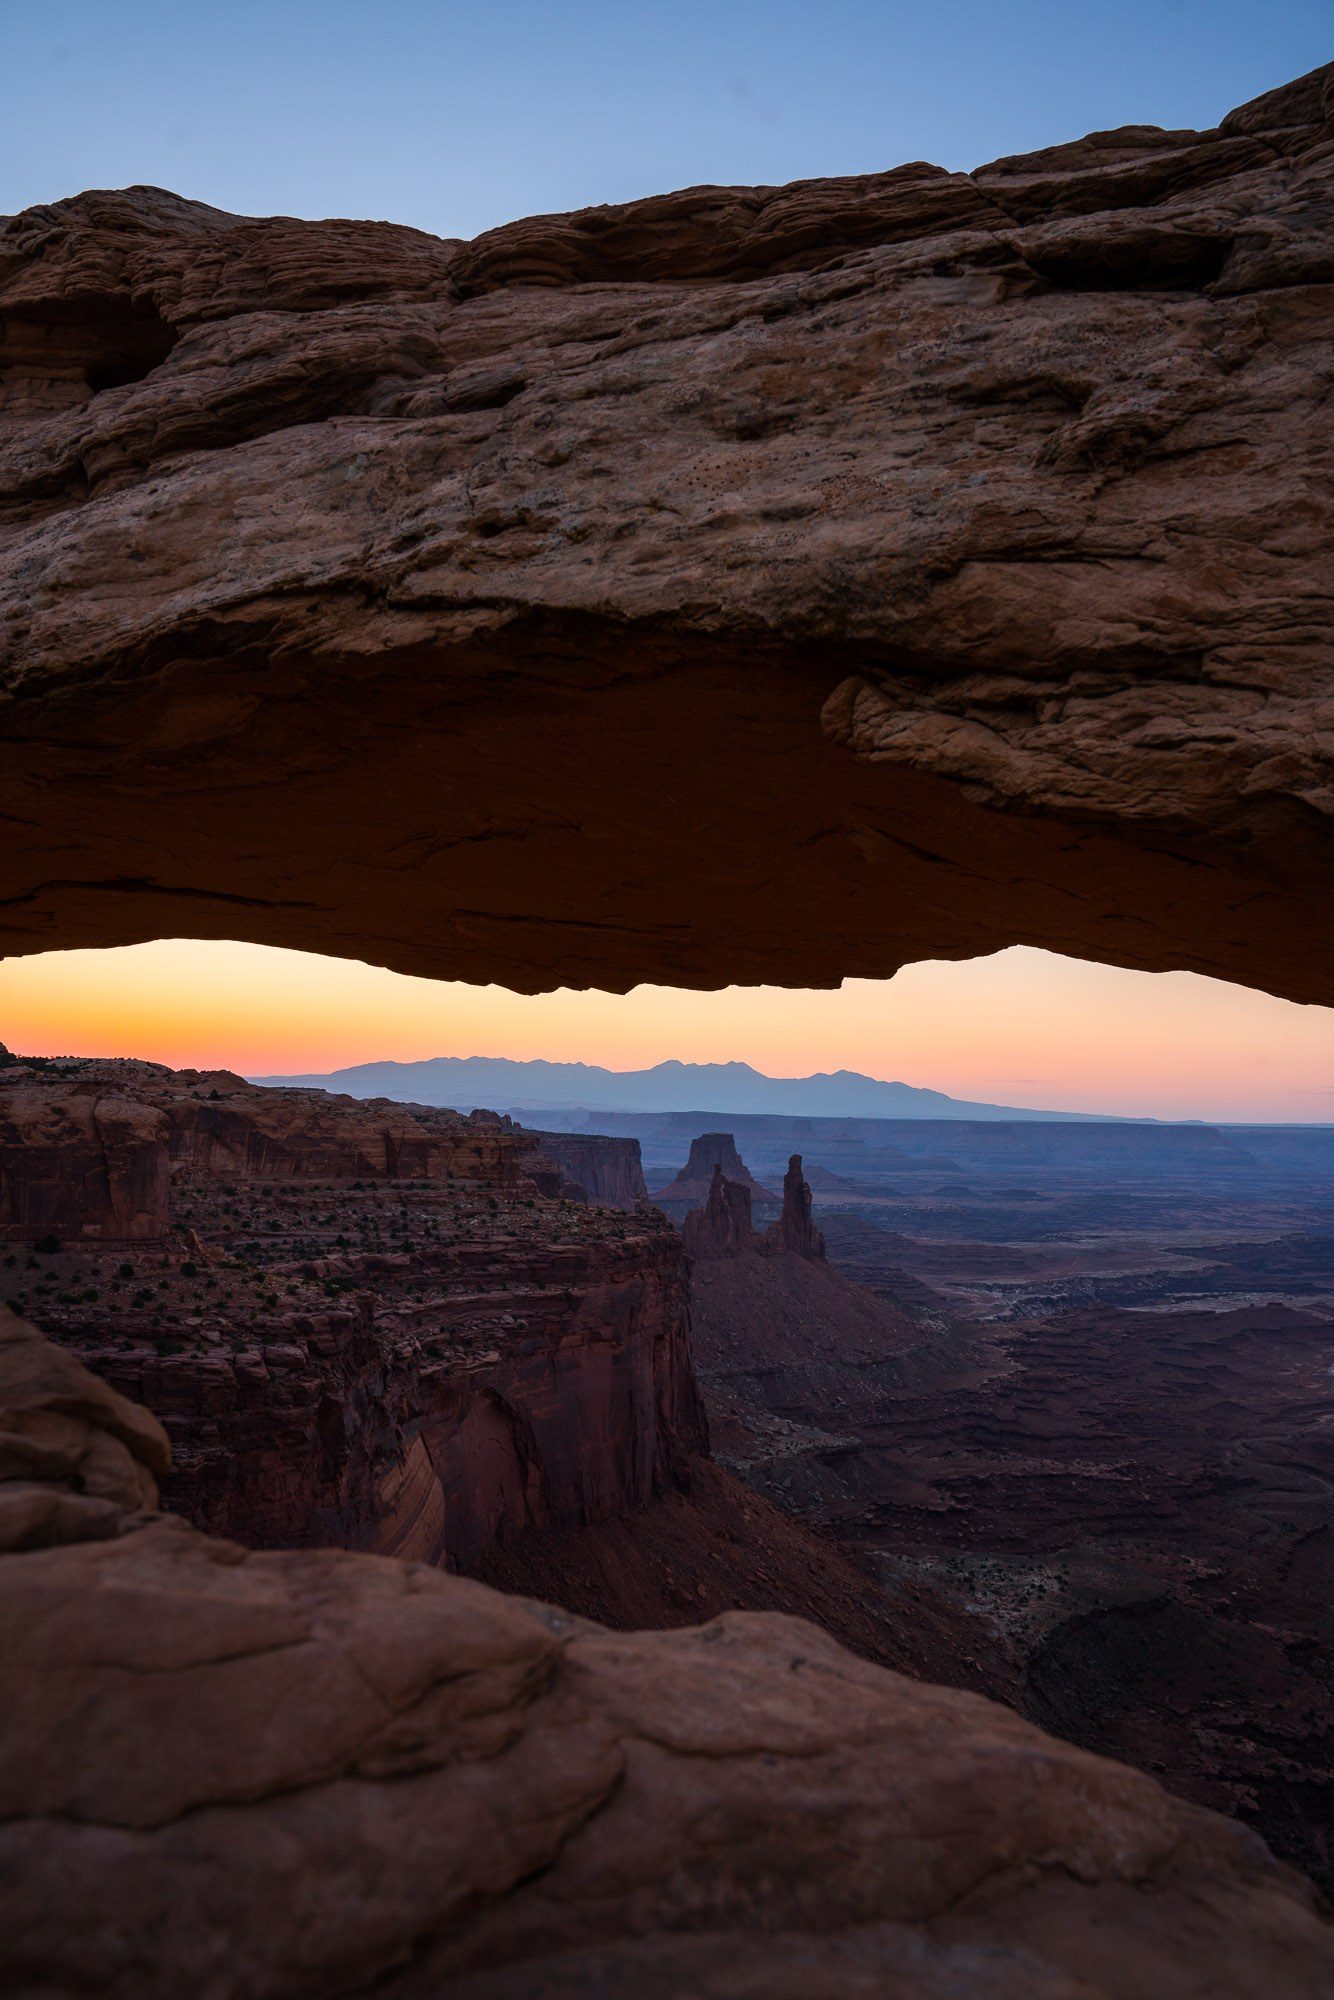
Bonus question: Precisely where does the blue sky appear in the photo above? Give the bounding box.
[3,2,1328,237]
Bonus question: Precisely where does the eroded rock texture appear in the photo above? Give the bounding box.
[682,1163,765,1258]
[2,1309,1332,2000]
[0,1306,168,1552]
[530,1130,649,1209]
[2,66,1332,1002]
[0,1057,535,1243]
[681,1149,827,1262]
[654,1133,780,1209]
[770,1153,828,1259]
[0,1061,705,1565]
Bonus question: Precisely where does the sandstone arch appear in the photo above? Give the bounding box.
[2,66,1331,1003]
[3,64,1334,2000]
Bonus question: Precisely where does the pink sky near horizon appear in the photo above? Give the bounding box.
[2,938,1331,1124]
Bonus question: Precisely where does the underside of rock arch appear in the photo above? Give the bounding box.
[2,64,1331,1002]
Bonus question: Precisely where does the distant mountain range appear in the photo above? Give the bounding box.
[251,1055,1133,1122]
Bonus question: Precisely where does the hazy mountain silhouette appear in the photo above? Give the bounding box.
[251,1055,1132,1122]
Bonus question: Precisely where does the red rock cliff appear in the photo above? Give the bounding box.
[0,1078,170,1242]
[0,1061,707,1568]
[653,1133,779,1208]
[682,1152,826,1262]
[0,1058,543,1244]
[766,1153,827,1259]
[530,1130,649,1209]
[3,1307,1331,2000]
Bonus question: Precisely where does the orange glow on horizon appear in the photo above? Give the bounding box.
[1,938,1331,1124]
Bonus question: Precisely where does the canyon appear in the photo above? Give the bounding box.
[0,1057,705,1568]
[679,1125,1334,1894]
[0,1056,944,1677]
[3,54,1334,2000]
[11,1051,1332,1913]
[9,1046,1334,1943]
[6,1303,1334,2000]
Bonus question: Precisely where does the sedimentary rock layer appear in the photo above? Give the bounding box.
[653,1133,779,1208]
[2,67,1332,1002]
[530,1130,649,1209]
[0,1061,706,1565]
[2,1309,1331,2000]
[682,1164,763,1258]
[681,1153,827,1260]
[0,1058,538,1242]
[769,1154,828,1258]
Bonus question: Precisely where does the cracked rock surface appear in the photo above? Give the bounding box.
[2,1304,1332,1998]
[2,66,1331,1001]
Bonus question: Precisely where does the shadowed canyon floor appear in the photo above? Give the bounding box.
[674,1121,1334,1893]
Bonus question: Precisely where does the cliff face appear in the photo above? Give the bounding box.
[768,1154,827,1259]
[682,1164,761,1258]
[5,67,1331,1007]
[0,1060,542,1245]
[3,1309,1332,2000]
[0,1081,170,1242]
[166,1085,535,1184]
[85,1222,700,1569]
[681,1152,826,1262]
[0,1062,706,1567]
[654,1133,779,1208]
[530,1130,648,1209]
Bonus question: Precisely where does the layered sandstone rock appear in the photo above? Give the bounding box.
[0,1306,168,1551]
[531,1130,649,1209]
[681,1151,827,1261]
[682,1163,762,1258]
[769,1153,827,1259]
[0,1058,544,1247]
[0,1075,170,1242]
[654,1133,779,1210]
[3,67,1331,1003]
[1,1309,1331,2000]
[0,1063,706,1565]
[5,64,1334,1995]
[78,1217,702,1569]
